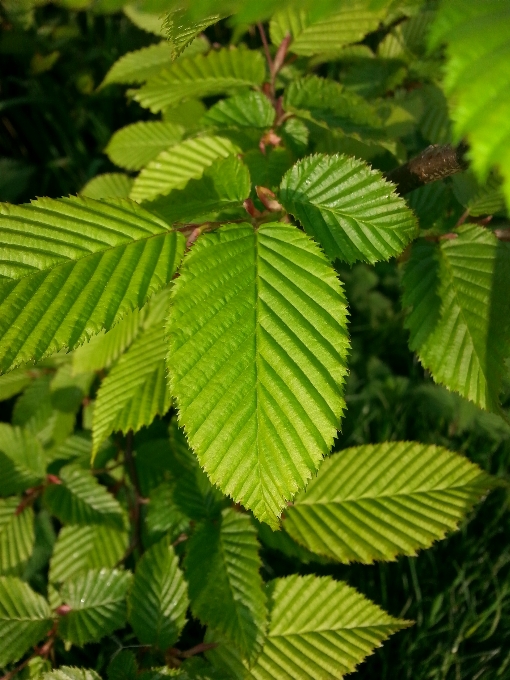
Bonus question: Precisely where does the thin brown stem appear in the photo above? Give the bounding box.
[257,22,273,88]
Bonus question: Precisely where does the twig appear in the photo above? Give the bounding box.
[257,22,273,82]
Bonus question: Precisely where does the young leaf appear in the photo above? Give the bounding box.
[80,174,133,200]
[0,197,185,372]
[107,650,138,680]
[132,47,266,113]
[283,441,493,563]
[129,135,240,203]
[201,91,275,130]
[452,172,506,218]
[145,482,189,545]
[402,226,510,411]
[49,524,128,585]
[0,367,32,401]
[128,537,188,649]
[185,508,267,663]
[106,121,185,172]
[280,154,417,264]
[167,223,349,526]
[164,9,221,59]
[41,669,101,680]
[0,576,52,667]
[0,423,45,495]
[0,499,34,576]
[58,568,132,646]
[43,464,124,529]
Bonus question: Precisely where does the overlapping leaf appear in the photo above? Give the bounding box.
[201,91,275,130]
[452,172,506,217]
[0,423,45,495]
[106,122,185,171]
[167,222,349,526]
[280,154,417,264]
[0,197,185,373]
[42,668,101,680]
[0,499,34,576]
[164,9,220,59]
[0,367,32,401]
[80,174,133,200]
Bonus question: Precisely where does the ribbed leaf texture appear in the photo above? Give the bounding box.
[270,3,387,56]
[452,172,506,218]
[208,574,409,680]
[106,122,184,172]
[59,568,132,646]
[430,0,510,207]
[0,423,45,495]
[402,226,510,410]
[80,174,133,200]
[185,508,267,663]
[130,135,240,203]
[42,668,101,680]
[44,464,124,529]
[107,650,138,680]
[0,576,52,667]
[145,482,189,544]
[167,222,349,526]
[128,537,188,649]
[284,442,493,563]
[164,10,220,59]
[201,92,275,129]
[0,499,34,576]
[132,47,266,113]
[280,154,417,264]
[92,292,172,454]
[49,524,128,585]
[0,197,185,372]
[146,156,251,225]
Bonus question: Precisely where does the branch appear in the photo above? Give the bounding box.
[385,142,469,195]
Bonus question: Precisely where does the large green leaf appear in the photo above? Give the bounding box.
[284,442,493,563]
[167,222,349,526]
[43,464,124,529]
[164,9,220,59]
[128,537,188,649]
[106,122,185,172]
[280,154,417,264]
[185,508,267,663]
[80,174,133,200]
[402,226,510,410]
[0,197,185,373]
[132,47,266,113]
[0,423,45,495]
[201,91,275,130]
[0,498,34,576]
[429,0,510,207]
[207,574,409,680]
[58,568,132,646]
[42,668,101,680]
[0,576,52,667]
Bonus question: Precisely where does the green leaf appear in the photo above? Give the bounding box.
[123,5,166,36]
[0,499,34,576]
[207,574,409,680]
[402,226,510,411]
[145,482,189,545]
[164,9,221,60]
[22,509,56,583]
[429,0,510,207]
[244,148,293,191]
[0,576,52,667]
[41,668,101,680]
[255,520,330,565]
[163,99,207,130]
[185,508,267,662]
[80,173,133,200]
[201,91,275,130]
[0,423,45,495]
[58,568,132,646]
[49,524,128,585]
[128,537,188,649]
[106,122,185,172]
[270,2,388,56]
[146,156,251,225]
[132,47,266,113]
[167,222,349,526]
[107,651,138,680]
[130,135,240,203]
[101,42,174,87]
[0,367,32,401]
[280,154,417,264]
[284,441,493,563]
[452,172,506,218]
[44,464,124,529]
[0,197,185,373]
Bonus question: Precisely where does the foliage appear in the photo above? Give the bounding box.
[0,1,509,679]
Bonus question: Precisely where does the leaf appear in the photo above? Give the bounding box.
[402,226,510,410]
[22,509,56,583]
[101,42,174,87]
[49,524,128,585]
[145,482,189,545]
[80,173,133,200]
[43,464,124,529]
[0,576,52,667]
[128,537,188,649]
[244,149,293,192]
[129,135,240,203]
[270,2,388,56]
[146,156,251,225]
[132,47,266,113]
[162,99,207,130]
[0,367,32,401]
[280,153,417,264]
[107,651,138,680]
[207,574,409,680]
[167,222,349,526]
[185,508,267,662]
[0,499,34,576]
[41,668,101,680]
[58,568,132,646]
[0,196,185,373]
[0,423,45,495]
[201,91,275,130]
[255,520,330,566]
[106,122,185,172]
[452,172,506,218]
[123,5,166,36]
[429,0,510,208]
[283,441,493,564]
[164,9,221,59]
